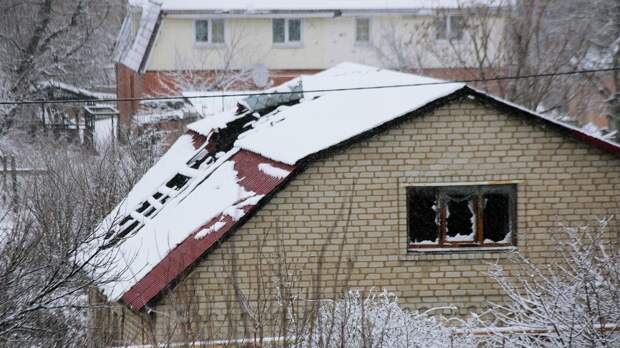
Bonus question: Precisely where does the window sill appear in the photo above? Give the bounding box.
[401,246,517,261]
[272,42,304,49]
[194,42,226,49]
[354,40,371,47]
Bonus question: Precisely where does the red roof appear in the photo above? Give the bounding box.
[120,150,294,311]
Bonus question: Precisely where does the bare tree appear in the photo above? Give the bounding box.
[0,0,125,131]
[0,135,159,346]
[375,0,619,133]
[483,219,619,347]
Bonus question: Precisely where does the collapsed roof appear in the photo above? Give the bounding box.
[98,63,620,311]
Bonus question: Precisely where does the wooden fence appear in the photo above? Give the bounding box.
[0,155,47,203]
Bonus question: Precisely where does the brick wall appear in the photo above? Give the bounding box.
[115,63,144,128]
[111,95,620,345]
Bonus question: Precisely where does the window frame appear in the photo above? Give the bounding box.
[354,17,371,44]
[407,183,517,250]
[272,18,303,47]
[436,14,464,40]
[194,18,226,47]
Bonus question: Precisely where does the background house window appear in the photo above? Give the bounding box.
[355,18,370,42]
[195,19,225,45]
[273,18,302,44]
[407,184,516,249]
[436,14,464,40]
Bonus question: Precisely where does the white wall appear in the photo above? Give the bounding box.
[145,14,504,71]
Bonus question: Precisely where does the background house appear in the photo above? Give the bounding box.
[95,64,620,345]
[112,0,505,127]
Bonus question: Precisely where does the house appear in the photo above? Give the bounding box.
[93,63,620,346]
[37,81,119,147]
[112,0,505,126]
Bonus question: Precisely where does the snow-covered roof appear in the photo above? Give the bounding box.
[183,90,259,118]
[39,80,116,100]
[161,0,498,13]
[100,62,620,310]
[233,64,463,165]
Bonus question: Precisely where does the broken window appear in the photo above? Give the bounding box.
[408,184,516,249]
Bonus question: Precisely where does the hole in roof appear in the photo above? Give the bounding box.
[165,174,191,191]
[119,220,141,236]
[144,207,157,218]
[136,201,151,214]
[187,148,214,169]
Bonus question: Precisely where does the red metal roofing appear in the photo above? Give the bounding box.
[120,150,294,311]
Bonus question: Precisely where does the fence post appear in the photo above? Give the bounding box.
[10,156,16,199]
[1,156,6,189]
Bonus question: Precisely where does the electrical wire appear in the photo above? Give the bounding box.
[0,66,617,105]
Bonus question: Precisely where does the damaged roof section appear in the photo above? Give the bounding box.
[99,62,620,311]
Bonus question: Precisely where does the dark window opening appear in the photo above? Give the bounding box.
[483,191,511,243]
[408,184,516,249]
[159,195,170,204]
[166,174,191,191]
[152,192,163,200]
[408,188,438,244]
[445,188,476,242]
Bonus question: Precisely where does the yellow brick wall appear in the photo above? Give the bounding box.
[113,96,620,345]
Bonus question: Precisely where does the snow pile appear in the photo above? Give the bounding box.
[184,90,259,118]
[194,193,265,240]
[258,163,290,179]
[297,289,477,348]
[39,80,115,100]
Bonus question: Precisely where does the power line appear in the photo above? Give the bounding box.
[1,66,618,106]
